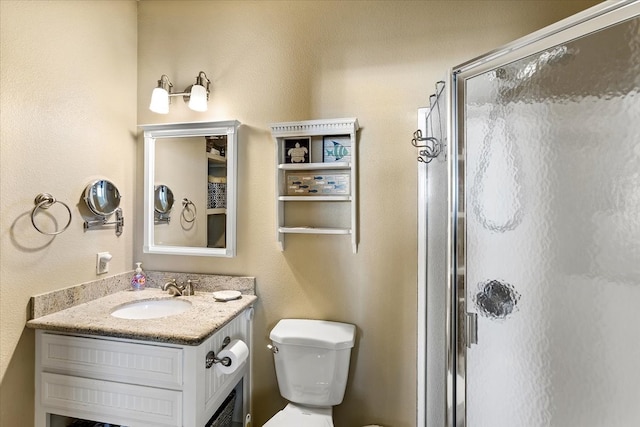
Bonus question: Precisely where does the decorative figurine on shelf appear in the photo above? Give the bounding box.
[322,135,351,163]
[285,138,310,163]
[288,143,308,163]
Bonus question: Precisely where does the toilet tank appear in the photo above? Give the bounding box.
[269,319,356,407]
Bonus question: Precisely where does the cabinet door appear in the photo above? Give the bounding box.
[202,314,247,408]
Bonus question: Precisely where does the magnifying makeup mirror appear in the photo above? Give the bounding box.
[84,179,121,217]
[154,184,174,223]
[83,179,124,235]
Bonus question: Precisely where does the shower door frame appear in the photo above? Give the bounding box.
[441,1,640,426]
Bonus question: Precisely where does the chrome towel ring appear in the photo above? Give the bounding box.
[181,198,197,223]
[31,193,72,235]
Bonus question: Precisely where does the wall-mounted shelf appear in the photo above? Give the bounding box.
[208,153,227,164]
[207,208,227,215]
[278,162,351,170]
[279,226,352,235]
[270,118,359,253]
[277,195,352,202]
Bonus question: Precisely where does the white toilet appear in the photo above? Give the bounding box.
[263,318,357,427]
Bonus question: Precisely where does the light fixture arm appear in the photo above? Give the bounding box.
[157,75,173,93]
[157,74,206,98]
[194,71,211,97]
[178,71,210,103]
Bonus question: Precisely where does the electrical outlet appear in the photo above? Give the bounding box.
[96,252,112,275]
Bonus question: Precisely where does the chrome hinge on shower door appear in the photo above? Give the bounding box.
[466,312,478,347]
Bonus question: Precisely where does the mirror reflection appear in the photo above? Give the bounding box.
[141,121,239,257]
[154,135,208,247]
[155,184,174,214]
[154,184,174,223]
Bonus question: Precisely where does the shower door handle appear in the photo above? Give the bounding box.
[466,312,478,348]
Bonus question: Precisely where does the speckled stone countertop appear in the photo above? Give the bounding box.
[27,272,257,346]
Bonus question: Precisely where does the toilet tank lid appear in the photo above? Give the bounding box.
[270,319,356,350]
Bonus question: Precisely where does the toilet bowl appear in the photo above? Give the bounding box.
[263,319,356,426]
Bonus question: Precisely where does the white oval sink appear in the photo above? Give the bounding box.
[111,299,192,320]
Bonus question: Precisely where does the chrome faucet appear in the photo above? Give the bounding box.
[183,279,198,296]
[162,278,198,296]
[162,278,184,296]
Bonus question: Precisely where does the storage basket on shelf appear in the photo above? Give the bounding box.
[206,389,237,427]
[208,176,227,209]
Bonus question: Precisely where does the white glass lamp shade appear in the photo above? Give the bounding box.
[149,87,170,114]
[188,84,208,112]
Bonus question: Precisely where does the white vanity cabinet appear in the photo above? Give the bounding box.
[34,309,252,427]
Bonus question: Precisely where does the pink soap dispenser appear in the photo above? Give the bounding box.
[131,262,146,291]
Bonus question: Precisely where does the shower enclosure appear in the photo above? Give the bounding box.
[418,1,640,426]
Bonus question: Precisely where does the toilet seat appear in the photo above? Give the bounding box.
[263,403,333,427]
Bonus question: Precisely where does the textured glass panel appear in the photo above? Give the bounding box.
[464,17,640,427]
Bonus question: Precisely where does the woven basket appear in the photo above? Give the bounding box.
[206,389,237,427]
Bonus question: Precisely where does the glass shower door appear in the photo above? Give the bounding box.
[460,10,640,427]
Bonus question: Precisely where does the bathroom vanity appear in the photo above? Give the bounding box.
[27,275,256,427]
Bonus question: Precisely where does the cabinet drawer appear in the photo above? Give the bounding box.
[41,372,182,427]
[40,333,183,389]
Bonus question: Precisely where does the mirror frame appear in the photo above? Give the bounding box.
[140,120,239,257]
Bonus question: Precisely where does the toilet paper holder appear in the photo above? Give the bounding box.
[205,336,232,369]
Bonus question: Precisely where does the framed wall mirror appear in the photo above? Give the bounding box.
[140,121,239,257]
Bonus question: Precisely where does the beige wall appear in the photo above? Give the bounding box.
[137,1,599,426]
[0,1,138,425]
[0,1,599,426]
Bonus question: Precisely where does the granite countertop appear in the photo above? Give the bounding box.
[27,288,257,345]
[27,287,257,346]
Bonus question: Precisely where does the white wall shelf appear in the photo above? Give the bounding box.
[270,117,359,253]
[278,162,351,170]
[207,153,227,164]
[277,195,352,202]
[279,226,352,235]
[207,208,227,215]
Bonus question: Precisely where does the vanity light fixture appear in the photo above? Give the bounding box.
[149,71,211,114]
[149,75,172,114]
